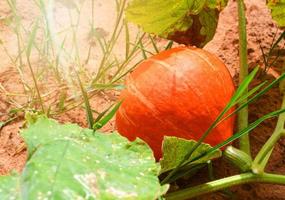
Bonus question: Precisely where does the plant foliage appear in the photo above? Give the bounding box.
[126,0,228,47]
[0,118,168,200]
[160,137,221,174]
[267,0,285,27]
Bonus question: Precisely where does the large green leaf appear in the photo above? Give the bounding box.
[0,118,168,200]
[22,117,83,155]
[160,137,222,174]
[267,0,285,27]
[0,173,20,199]
[126,0,228,47]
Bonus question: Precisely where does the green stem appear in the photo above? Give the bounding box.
[165,173,285,200]
[237,0,251,156]
[258,148,273,171]
[252,93,285,173]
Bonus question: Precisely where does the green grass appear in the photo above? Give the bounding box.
[1,0,164,128]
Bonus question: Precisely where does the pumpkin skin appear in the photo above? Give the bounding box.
[116,46,235,159]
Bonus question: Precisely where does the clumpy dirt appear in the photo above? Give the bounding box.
[205,0,284,78]
[0,120,26,175]
[1,0,285,199]
[0,68,27,174]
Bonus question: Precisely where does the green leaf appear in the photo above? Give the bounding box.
[15,118,168,200]
[21,117,83,155]
[267,0,285,27]
[0,173,20,199]
[160,137,221,174]
[126,0,228,47]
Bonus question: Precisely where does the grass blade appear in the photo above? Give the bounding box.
[149,34,159,53]
[165,40,173,50]
[76,73,94,129]
[230,67,259,104]
[93,101,122,130]
[197,108,285,163]
[235,81,267,105]
[139,40,147,59]
[220,73,285,123]
[125,21,130,59]
[268,30,285,59]
[26,20,39,58]
[94,103,115,123]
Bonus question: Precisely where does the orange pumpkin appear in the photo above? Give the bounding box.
[116,46,235,159]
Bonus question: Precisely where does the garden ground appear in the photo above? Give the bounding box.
[0,0,285,199]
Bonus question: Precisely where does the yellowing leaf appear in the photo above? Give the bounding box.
[126,0,228,47]
[267,0,285,27]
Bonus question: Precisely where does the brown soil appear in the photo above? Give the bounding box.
[0,0,285,199]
